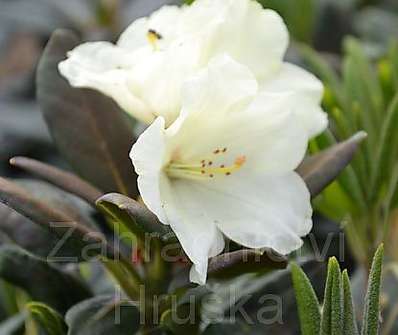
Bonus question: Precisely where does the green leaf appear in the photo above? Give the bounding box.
[369,94,398,202]
[0,245,92,314]
[27,302,67,335]
[320,257,343,335]
[260,0,317,43]
[361,244,384,335]
[343,38,384,131]
[0,177,115,261]
[342,270,359,335]
[208,249,288,280]
[65,296,140,335]
[0,312,26,335]
[297,131,367,198]
[291,263,321,335]
[96,193,172,242]
[37,29,138,197]
[298,44,343,106]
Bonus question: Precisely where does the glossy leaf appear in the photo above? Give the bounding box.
[0,245,92,314]
[65,295,140,335]
[27,302,67,335]
[208,249,288,280]
[37,29,138,197]
[10,157,103,205]
[0,177,113,261]
[96,193,171,242]
[291,262,321,335]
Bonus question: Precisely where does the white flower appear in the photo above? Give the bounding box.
[58,0,326,137]
[130,56,325,285]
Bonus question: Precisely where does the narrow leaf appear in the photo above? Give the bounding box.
[0,245,92,314]
[208,249,287,280]
[27,302,67,335]
[65,296,140,335]
[369,94,398,201]
[321,257,343,335]
[342,270,359,335]
[0,177,114,260]
[291,262,321,335]
[37,29,138,197]
[10,157,103,205]
[361,244,384,335]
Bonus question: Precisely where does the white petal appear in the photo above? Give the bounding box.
[58,42,153,124]
[161,178,226,285]
[261,63,328,137]
[185,0,288,79]
[180,55,258,120]
[180,171,312,255]
[126,43,201,126]
[130,117,169,223]
[118,6,184,51]
[170,57,308,174]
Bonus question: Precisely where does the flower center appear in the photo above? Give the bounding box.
[165,147,246,180]
[147,29,162,50]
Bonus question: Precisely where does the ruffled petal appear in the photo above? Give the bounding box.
[58,42,153,123]
[118,5,184,51]
[161,178,226,285]
[169,56,308,175]
[182,171,312,255]
[130,117,169,223]
[261,63,328,137]
[185,0,288,79]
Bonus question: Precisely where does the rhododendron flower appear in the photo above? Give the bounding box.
[58,0,326,137]
[130,56,327,284]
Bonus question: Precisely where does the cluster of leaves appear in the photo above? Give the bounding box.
[0,24,367,334]
[300,39,398,266]
[292,244,384,335]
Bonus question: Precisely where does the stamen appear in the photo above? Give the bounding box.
[166,154,246,180]
[147,29,163,50]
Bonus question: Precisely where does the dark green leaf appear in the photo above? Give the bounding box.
[96,193,171,242]
[361,244,384,335]
[208,249,287,280]
[27,302,67,335]
[342,270,359,335]
[297,131,367,197]
[0,245,92,314]
[65,296,140,335]
[10,157,103,206]
[37,29,138,197]
[0,177,114,261]
[291,262,321,335]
